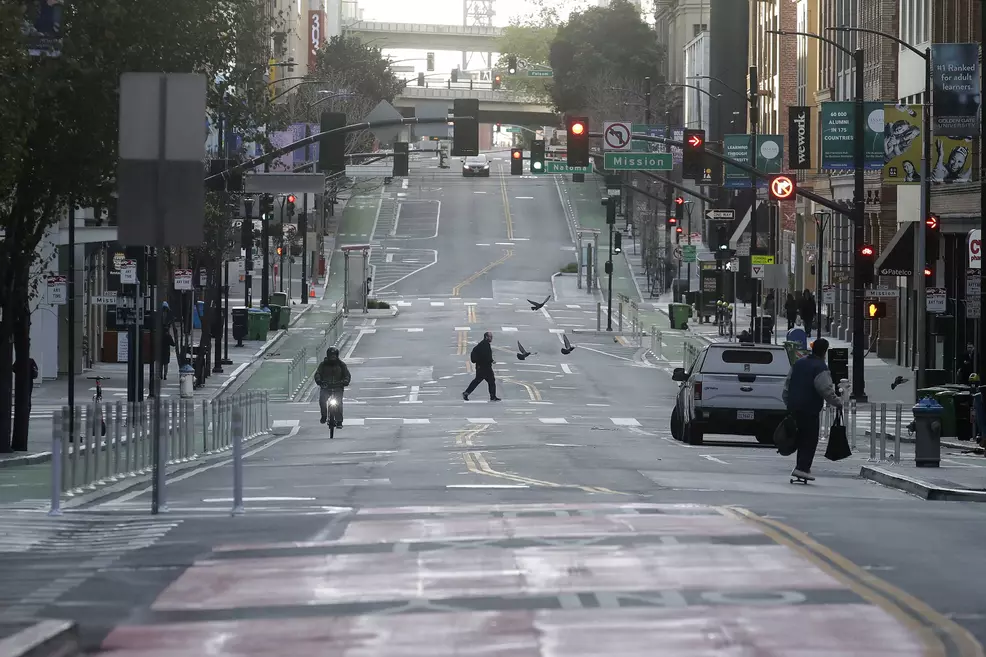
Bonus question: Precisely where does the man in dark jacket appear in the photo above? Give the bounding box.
[314,346,351,426]
[462,331,501,401]
[782,338,842,480]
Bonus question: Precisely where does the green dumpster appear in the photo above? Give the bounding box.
[668,303,691,330]
[270,292,288,307]
[247,308,271,341]
[268,305,282,330]
[933,390,957,437]
[277,304,290,329]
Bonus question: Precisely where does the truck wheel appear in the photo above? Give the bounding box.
[685,422,704,445]
[670,405,683,441]
[755,431,774,445]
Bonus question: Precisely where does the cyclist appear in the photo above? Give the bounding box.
[314,346,352,427]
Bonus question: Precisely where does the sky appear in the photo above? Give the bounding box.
[355,0,596,80]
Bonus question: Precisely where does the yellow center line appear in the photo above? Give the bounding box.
[456,330,467,356]
[468,305,477,323]
[452,249,513,296]
[498,160,514,240]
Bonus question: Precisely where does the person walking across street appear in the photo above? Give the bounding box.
[463,331,501,401]
[800,289,816,335]
[785,293,799,330]
[782,338,842,480]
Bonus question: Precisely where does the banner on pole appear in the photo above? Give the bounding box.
[883,104,922,185]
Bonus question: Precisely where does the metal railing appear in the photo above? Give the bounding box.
[286,347,309,399]
[48,391,270,514]
[649,325,663,360]
[819,399,909,465]
[316,299,346,357]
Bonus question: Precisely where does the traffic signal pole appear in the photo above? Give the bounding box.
[748,66,760,341]
[851,48,867,401]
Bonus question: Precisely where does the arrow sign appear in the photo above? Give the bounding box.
[751,265,765,279]
[603,121,632,151]
[768,173,796,201]
[687,133,703,148]
[706,209,735,221]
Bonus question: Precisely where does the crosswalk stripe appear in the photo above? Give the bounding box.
[539,418,568,424]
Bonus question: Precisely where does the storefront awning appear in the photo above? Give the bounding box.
[875,222,915,277]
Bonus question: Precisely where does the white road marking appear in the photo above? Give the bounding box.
[539,418,568,424]
[202,497,316,503]
[512,237,530,241]
[611,418,641,426]
[408,385,420,402]
[561,363,573,374]
[701,455,730,465]
[347,419,366,426]
[464,302,477,306]
[403,418,429,424]
[454,326,471,331]
[586,403,610,407]
[476,243,491,246]
[515,196,534,199]
[566,304,581,309]
[385,253,394,262]
[549,328,566,334]
[467,418,496,424]
[397,301,412,307]
[447,484,529,488]
[501,326,518,332]
[430,301,445,307]
[495,242,515,246]
[474,191,487,194]
[406,328,424,332]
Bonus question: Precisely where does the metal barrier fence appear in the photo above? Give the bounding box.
[591,299,643,345]
[48,391,270,514]
[286,347,309,399]
[316,299,346,357]
[819,399,908,465]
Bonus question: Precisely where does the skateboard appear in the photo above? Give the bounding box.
[790,474,811,485]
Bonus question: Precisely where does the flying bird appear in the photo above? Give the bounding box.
[528,295,551,311]
[890,375,910,391]
[516,341,535,360]
[560,334,575,355]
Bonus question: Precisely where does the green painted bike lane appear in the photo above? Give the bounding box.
[0,463,50,505]
[238,193,381,397]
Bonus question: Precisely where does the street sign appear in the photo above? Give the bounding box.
[927,287,946,313]
[751,255,775,265]
[545,161,591,174]
[120,260,137,284]
[603,152,672,171]
[527,70,553,77]
[174,268,193,291]
[603,121,632,151]
[751,264,765,279]
[823,285,835,304]
[706,209,735,221]
[92,294,118,305]
[863,286,899,298]
[365,100,405,143]
[505,126,523,133]
[768,174,796,201]
[672,247,683,262]
[682,245,697,263]
[46,275,67,305]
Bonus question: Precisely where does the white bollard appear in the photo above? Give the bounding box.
[49,410,63,517]
[232,401,244,516]
[869,404,877,461]
[894,403,902,464]
[879,403,888,462]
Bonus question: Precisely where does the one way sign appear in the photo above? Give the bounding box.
[751,264,765,279]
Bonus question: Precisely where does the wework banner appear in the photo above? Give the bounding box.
[788,106,812,169]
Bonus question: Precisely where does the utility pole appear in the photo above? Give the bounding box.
[850,47,867,401]
[604,196,617,331]
[748,65,760,340]
[261,164,270,308]
[243,197,254,308]
[66,201,76,439]
[980,4,986,379]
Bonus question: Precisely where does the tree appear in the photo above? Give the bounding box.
[0,0,279,453]
[494,24,557,101]
[548,0,665,116]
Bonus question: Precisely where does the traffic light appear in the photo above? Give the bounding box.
[393,141,409,176]
[713,223,731,259]
[240,216,252,249]
[426,52,434,72]
[417,72,425,86]
[674,196,684,223]
[603,197,617,225]
[613,232,623,255]
[566,116,589,167]
[682,128,705,180]
[925,213,940,270]
[866,302,887,319]
[494,123,501,133]
[492,74,502,90]
[286,195,296,216]
[768,173,797,202]
[510,148,523,175]
[530,139,545,174]
[318,111,346,173]
[507,55,517,74]
[857,243,876,286]
[451,68,458,83]
[259,194,274,221]
[276,246,282,256]
[452,98,479,157]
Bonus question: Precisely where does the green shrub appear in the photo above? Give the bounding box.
[366,299,390,309]
[559,262,578,274]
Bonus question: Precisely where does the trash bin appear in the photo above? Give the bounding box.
[932,390,957,437]
[268,305,282,330]
[270,292,288,307]
[192,300,205,329]
[912,397,944,467]
[953,390,973,441]
[179,364,195,399]
[231,307,248,345]
[247,308,271,341]
[278,304,291,329]
[668,303,691,330]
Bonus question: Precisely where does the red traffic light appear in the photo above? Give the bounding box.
[287,195,296,204]
[924,267,933,276]
[674,197,684,205]
[859,244,876,257]
[686,134,704,148]
[675,226,683,233]
[668,216,678,225]
[494,75,502,82]
[926,215,939,230]
[512,150,521,159]
[570,122,585,136]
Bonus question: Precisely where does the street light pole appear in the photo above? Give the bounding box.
[813,211,830,340]
[644,76,651,124]
[850,47,867,401]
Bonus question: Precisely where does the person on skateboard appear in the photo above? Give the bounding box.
[782,338,843,481]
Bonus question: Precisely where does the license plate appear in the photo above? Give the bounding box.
[737,410,755,420]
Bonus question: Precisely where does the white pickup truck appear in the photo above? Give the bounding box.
[670,342,792,445]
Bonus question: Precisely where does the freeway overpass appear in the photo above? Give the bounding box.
[394,86,556,126]
[342,21,503,51]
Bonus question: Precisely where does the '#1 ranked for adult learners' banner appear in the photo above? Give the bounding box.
[819,102,884,170]
[932,43,981,138]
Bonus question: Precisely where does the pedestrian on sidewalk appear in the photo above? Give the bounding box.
[800,289,816,335]
[785,293,799,330]
[782,338,843,481]
[463,331,501,401]
[159,331,176,380]
[957,343,976,384]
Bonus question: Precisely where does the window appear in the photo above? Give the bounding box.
[693,23,707,37]
[721,350,775,365]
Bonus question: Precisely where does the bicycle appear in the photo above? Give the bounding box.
[326,393,341,440]
[87,375,110,436]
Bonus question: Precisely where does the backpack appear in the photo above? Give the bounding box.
[30,359,38,381]
[470,343,479,364]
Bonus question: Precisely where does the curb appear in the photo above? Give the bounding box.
[859,465,986,502]
[0,619,79,657]
[862,430,980,453]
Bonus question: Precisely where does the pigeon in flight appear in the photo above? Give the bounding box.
[890,375,910,391]
[516,341,535,360]
[528,295,551,311]
[560,334,575,355]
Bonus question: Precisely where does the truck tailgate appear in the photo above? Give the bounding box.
[699,372,787,410]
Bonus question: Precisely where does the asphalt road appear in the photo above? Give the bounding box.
[3,160,985,656]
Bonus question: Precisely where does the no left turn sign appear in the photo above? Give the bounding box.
[603,121,632,151]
